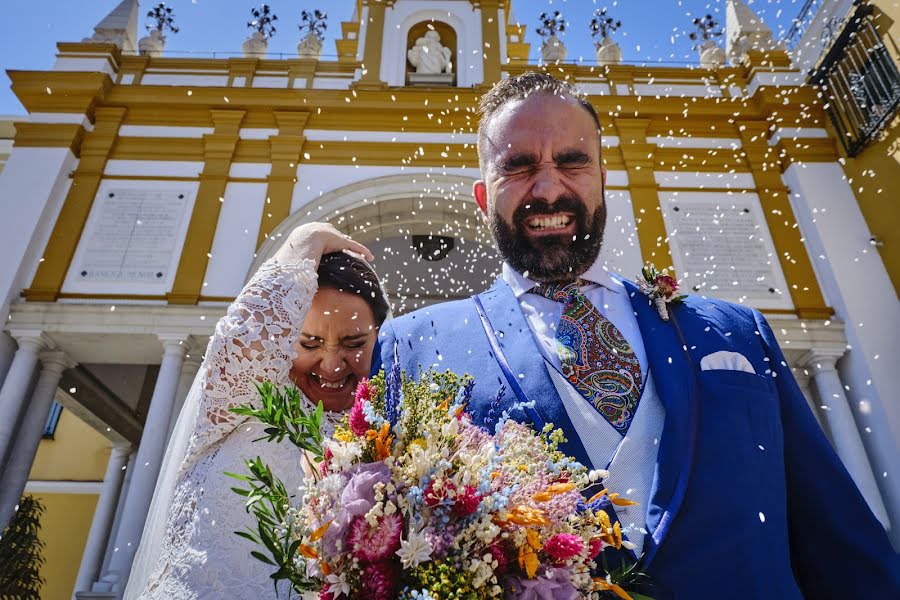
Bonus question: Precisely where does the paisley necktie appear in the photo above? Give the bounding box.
[539,280,643,435]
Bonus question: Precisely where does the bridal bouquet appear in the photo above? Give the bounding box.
[229,365,651,599]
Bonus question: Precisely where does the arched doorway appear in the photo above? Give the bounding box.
[251,174,498,313]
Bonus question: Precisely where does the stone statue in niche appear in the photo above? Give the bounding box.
[407,30,453,74]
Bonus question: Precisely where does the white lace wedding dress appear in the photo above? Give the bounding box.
[127,258,338,599]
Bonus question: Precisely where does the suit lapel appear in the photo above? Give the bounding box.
[476,279,594,470]
[622,280,700,568]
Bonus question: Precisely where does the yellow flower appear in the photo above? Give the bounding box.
[334,430,354,443]
[517,529,543,578]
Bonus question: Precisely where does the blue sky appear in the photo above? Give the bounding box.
[0,0,806,115]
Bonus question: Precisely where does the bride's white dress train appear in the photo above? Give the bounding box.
[125,258,331,599]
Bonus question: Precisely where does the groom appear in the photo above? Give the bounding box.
[376,72,899,598]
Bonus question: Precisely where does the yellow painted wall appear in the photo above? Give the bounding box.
[837,1,900,295]
[26,409,111,598]
[30,492,99,600]
[30,408,110,481]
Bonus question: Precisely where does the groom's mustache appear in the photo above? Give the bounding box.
[512,195,589,229]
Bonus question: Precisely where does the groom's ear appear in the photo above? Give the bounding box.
[473,180,488,216]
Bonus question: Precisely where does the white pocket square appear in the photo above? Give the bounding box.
[700,350,756,374]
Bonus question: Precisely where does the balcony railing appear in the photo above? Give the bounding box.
[810,3,900,156]
[783,0,825,51]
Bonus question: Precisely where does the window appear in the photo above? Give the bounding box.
[810,4,900,156]
[42,401,63,439]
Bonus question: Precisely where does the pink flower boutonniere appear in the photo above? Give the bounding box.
[637,263,686,321]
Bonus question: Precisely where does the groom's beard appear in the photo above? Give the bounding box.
[490,194,607,283]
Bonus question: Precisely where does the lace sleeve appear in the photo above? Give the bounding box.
[186,257,318,457]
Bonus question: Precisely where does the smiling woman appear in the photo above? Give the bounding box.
[125,223,391,599]
[291,252,390,412]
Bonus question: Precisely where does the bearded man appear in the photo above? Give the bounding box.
[375,72,899,598]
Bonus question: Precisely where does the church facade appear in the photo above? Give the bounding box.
[0,1,897,597]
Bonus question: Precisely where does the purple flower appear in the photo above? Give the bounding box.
[322,462,390,556]
[502,566,580,600]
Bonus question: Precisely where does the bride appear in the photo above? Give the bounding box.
[124,223,390,599]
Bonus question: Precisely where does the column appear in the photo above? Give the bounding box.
[73,443,131,597]
[783,159,900,547]
[166,352,203,440]
[0,331,49,465]
[800,350,889,527]
[0,332,16,391]
[24,108,127,302]
[93,334,188,592]
[357,0,389,87]
[791,366,828,435]
[256,111,310,249]
[0,350,74,529]
[167,110,245,305]
[478,0,502,84]
[615,118,674,268]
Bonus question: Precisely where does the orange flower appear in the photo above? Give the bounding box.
[309,519,332,542]
[366,422,394,460]
[534,481,576,502]
[506,505,550,527]
[299,544,318,559]
[594,578,634,600]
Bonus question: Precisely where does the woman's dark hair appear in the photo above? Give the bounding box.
[316,252,390,327]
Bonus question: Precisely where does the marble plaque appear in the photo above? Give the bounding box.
[664,198,786,302]
[76,188,190,283]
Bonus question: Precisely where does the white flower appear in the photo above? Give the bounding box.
[396,529,433,568]
[325,572,350,597]
[325,439,362,471]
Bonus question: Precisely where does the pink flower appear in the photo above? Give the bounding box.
[349,396,370,437]
[424,479,456,508]
[346,512,402,563]
[587,537,605,560]
[359,560,400,600]
[451,485,481,517]
[654,274,679,298]
[543,533,584,563]
[319,446,333,476]
[486,539,511,573]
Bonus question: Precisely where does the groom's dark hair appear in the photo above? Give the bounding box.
[317,252,390,327]
[476,71,603,168]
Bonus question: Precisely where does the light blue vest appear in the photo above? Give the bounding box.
[546,362,665,552]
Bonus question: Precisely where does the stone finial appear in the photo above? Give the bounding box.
[536,11,567,63]
[726,0,779,65]
[82,0,139,52]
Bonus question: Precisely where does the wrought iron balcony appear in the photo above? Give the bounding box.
[810,2,900,156]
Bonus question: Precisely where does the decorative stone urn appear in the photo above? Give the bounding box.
[541,34,567,62]
[138,29,166,57]
[595,37,622,65]
[297,32,323,59]
[698,39,726,69]
[242,31,268,57]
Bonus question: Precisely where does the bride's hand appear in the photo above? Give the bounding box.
[273,222,375,267]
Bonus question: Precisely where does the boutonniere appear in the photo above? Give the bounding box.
[637,263,686,321]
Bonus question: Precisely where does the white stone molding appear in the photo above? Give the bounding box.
[798,349,889,529]
[0,350,75,529]
[297,33,324,60]
[74,443,132,597]
[698,40,726,69]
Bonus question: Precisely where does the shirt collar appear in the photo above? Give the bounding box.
[501,257,625,299]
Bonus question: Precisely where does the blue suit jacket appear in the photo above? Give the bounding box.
[375,278,900,599]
